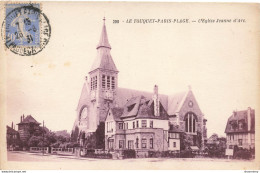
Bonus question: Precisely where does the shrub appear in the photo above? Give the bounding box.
[148,151,156,158]
[123,149,136,158]
[84,152,112,159]
[180,150,194,158]
[234,150,252,160]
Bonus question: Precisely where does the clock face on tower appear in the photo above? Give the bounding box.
[80,107,88,119]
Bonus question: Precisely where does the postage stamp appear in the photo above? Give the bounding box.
[1,3,51,56]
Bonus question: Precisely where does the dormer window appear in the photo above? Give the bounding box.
[127,104,135,112]
[239,122,243,129]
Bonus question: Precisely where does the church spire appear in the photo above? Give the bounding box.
[96,17,111,49]
[89,18,118,73]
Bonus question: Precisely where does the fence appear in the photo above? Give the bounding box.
[51,148,74,155]
[29,147,49,153]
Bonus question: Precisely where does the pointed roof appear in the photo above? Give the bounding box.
[90,18,118,73]
[110,107,124,121]
[6,126,19,134]
[17,115,41,125]
[225,109,255,133]
[120,95,168,120]
[167,91,188,115]
[96,17,111,49]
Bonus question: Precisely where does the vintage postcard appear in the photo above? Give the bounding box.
[0,1,259,170]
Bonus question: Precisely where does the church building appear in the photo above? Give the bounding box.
[73,18,207,153]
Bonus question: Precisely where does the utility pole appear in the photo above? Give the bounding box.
[42,120,44,155]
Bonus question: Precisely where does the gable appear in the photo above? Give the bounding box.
[76,82,90,112]
[105,109,114,122]
[178,90,203,120]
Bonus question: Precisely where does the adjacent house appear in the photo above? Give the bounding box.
[225,107,255,150]
[17,115,41,142]
[6,122,20,150]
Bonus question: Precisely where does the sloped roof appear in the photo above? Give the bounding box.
[121,95,169,120]
[167,91,188,115]
[90,20,118,72]
[89,50,118,72]
[169,125,183,133]
[76,82,90,111]
[17,115,40,125]
[115,87,168,110]
[6,126,18,134]
[225,109,255,133]
[96,19,111,49]
[111,107,124,121]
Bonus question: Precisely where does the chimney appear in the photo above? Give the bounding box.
[20,116,22,123]
[11,122,13,129]
[153,85,160,116]
[247,107,251,131]
[23,114,25,121]
[233,110,237,118]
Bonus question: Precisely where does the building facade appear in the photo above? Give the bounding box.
[17,115,41,142]
[225,107,255,150]
[6,122,20,150]
[73,18,207,151]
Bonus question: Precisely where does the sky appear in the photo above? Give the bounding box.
[4,2,259,137]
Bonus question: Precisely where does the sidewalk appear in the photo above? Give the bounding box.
[9,151,99,161]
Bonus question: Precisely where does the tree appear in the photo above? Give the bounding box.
[28,136,42,147]
[71,126,79,142]
[180,133,193,150]
[85,133,96,149]
[95,122,105,149]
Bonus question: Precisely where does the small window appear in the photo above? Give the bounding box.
[239,123,243,129]
[128,140,134,149]
[142,138,147,148]
[102,75,106,89]
[136,138,139,148]
[112,77,115,89]
[119,140,124,149]
[150,138,153,149]
[90,77,93,90]
[133,122,135,129]
[136,121,139,128]
[173,142,176,148]
[238,139,242,146]
[141,120,147,128]
[176,133,179,139]
[127,104,135,112]
[118,123,123,129]
[107,76,110,89]
[150,121,153,128]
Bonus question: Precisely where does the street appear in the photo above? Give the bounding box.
[4,151,257,170]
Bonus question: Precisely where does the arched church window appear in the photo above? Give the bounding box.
[80,107,88,119]
[184,112,197,133]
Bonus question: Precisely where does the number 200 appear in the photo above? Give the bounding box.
[113,20,119,24]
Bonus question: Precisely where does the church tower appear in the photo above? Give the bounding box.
[88,17,119,129]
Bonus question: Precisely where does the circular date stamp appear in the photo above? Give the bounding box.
[1,4,51,56]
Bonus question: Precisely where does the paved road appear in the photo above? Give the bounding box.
[7,151,99,162]
[5,151,255,169]
[7,151,249,162]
